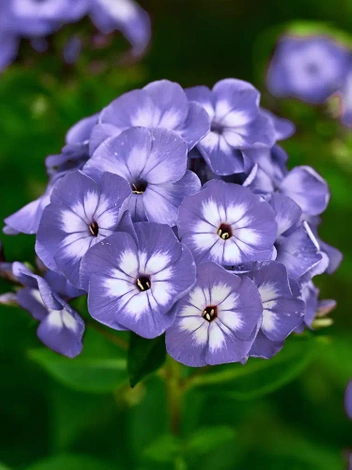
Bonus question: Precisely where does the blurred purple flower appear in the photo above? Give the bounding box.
[345,380,352,420]
[89,0,151,57]
[267,36,350,104]
[339,59,352,127]
[0,0,151,73]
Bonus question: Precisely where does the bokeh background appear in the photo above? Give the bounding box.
[1,1,352,469]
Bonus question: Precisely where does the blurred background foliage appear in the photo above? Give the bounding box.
[1,1,352,469]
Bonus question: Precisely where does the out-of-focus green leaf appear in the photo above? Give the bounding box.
[129,377,169,466]
[284,21,352,47]
[186,426,235,455]
[187,336,327,400]
[25,454,116,470]
[0,463,11,470]
[143,435,181,463]
[51,386,117,450]
[128,333,166,387]
[241,430,345,470]
[28,329,127,393]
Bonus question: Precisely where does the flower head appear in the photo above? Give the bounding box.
[165,262,263,366]
[85,127,201,226]
[36,170,131,287]
[80,222,196,338]
[89,0,151,57]
[267,36,350,104]
[178,180,277,266]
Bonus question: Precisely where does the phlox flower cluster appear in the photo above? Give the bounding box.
[0,0,151,73]
[267,35,352,127]
[1,79,341,366]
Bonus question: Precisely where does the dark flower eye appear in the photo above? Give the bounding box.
[131,181,148,194]
[202,305,218,322]
[136,275,151,292]
[217,223,232,240]
[88,221,99,237]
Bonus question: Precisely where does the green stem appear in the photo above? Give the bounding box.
[166,356,183,436]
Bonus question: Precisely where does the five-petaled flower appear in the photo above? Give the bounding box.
[178,180,277,266]
[85,127,201,226]
[166,262,263,367]
[80,222,196,338]
[36,170,131,288]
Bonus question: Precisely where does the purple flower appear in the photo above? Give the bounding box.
[0,3,19,73]
[339,60,352,127]
[165,262,262,367]
[12,262,85,358]
[6,0,88,37]
[63,35,82,64]
[267,36,350,104]
[178,180,277,266]
[244,261,304,359]
[345,380,352,420]
[85,127,201,226]
[36,171,131,287]
[267,194,328,282]
[260,109,295,141]
[44,268,85,299]
[185,79,276,175]
[80,222,196,339]
[88,0,151,57]
[4,113,99,235]
[0,0,151,73]
[46,113,98,177]
[242,145,289,193]
[3,175,60,235]
[90,80,210,152]
[296,281,336,332]
[278,166,329,217]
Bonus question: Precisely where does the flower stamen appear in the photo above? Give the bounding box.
[132,181,148,194]
[202,305,218,322]
[136,275,151,292]
[89,221,99,237]
[217,223,232,240]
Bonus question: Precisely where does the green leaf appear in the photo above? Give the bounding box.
[0,463,11,470]
[28,328,127,393]
[51,386,117,450]
[284,21,352,48]
[143,435,181,463]
[186,426,236,455]
[128,333,166,387]
[187,335,327,400]
[25,454,116,470]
